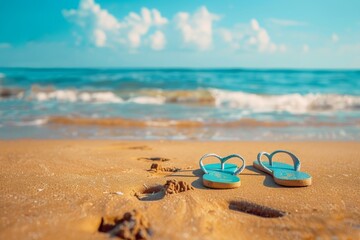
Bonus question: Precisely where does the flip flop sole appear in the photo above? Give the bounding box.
[253,161,312,187]
[203,171,241,189]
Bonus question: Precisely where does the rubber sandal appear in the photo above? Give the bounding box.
[199,153,245,189]
[253,150,312,187]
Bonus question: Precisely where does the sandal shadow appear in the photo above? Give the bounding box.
[246,166,282,189]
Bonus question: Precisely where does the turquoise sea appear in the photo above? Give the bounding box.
[0,68,359,140]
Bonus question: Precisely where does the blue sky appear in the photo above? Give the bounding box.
[0,0,359,68]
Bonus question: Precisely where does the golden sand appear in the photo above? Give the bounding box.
[0,140,359,239]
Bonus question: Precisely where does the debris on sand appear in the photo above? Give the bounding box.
[138,157,170,162]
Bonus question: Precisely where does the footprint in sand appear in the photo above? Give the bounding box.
[135,185,165,201]
[229,200,286,218]
[135,179,194,201]
[138,157,171,162]
[127,145,152,150]
[148,163,181,173]
[98,209,153,239]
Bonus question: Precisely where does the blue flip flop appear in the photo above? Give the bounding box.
[199,153,245,189]
[253,150,312,187]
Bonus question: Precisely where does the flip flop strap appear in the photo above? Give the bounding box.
[257,150,301,173]
[199,153,246,175]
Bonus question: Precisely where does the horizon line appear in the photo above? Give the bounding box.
[0,66,359,72]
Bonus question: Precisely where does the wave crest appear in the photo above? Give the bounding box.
[3,86,360,112]
[31,86,123,103]
[210,89,360,113]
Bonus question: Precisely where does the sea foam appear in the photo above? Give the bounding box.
[23,87,360,113]
[128,96,165,105]
[32,90,124,103]
[210,89,360,113]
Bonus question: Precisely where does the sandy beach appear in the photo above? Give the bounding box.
[1,0,360,239]
[0,140,359,239]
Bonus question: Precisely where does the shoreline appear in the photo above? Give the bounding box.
[1,125,359,141]
[1,140,359,239]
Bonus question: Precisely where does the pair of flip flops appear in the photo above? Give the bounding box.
[199,150,312,188]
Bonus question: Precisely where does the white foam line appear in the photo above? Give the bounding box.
[127,96,165,105]
[28,88,360,112]
[209,88,360,114]
[32,90,124,103]
[12,118,48,126]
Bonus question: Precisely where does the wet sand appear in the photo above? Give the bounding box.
[0,140,359,239]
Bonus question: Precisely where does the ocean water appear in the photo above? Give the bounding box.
[0,68,359,140]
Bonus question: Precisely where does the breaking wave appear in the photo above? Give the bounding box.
[2,86,360,113]
[5,118,49,127]
[24,86,122,103]
[209,89,360,113]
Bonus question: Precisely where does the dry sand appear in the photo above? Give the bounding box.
[0,140,359,239]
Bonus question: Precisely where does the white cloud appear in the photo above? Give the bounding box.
[218,28,241,49]
[63,0,121,47]
[250,19,260,31]
[93,29,106,47]
[175,6,220,50]
[0,43,12,49]
[249,19,280,53]
[152,9,168,26]
[150,30,166,50]
[269,18,306,27]
[219,19,285,53]
[63,0,168,49]
[125,8,168,48]
[63,2,290,54]
[332,33,339,43]
[303,44,309,53]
